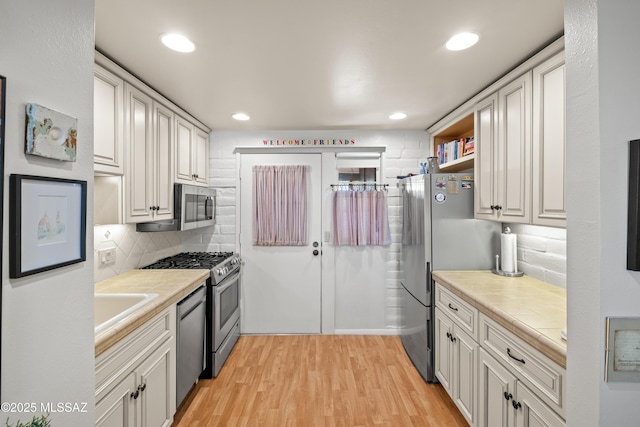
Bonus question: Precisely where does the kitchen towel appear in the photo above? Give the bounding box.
[500,231,518,273]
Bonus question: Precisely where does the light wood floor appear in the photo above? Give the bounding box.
[172,335,468,427]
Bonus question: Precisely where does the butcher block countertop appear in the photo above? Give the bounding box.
[94,269,210,357]
[432,270,567,368]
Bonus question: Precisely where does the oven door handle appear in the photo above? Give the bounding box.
[216,270,240,293]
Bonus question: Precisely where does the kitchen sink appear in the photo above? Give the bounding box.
[95,292,159,335]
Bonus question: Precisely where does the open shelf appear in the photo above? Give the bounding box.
[433,112,474,171]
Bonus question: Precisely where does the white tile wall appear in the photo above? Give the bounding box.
[506,223,567,288]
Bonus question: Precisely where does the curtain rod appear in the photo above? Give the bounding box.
[330,183,389,191]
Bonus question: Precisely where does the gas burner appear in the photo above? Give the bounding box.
[141,252,240,284]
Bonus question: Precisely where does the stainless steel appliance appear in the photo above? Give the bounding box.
[136,183,215,232]
[400,173,499,382]
[176,284,207,406]
[142,251,241,379]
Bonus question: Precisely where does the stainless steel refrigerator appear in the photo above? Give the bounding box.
[400,173,499,382]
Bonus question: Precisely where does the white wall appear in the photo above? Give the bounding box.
[565,0,640,425]
[210,130,428,331]
[0,1,95,425]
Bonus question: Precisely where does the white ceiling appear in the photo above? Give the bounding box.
[95,0,563,131]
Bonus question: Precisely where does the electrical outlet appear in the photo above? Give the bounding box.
[98,248,116,266]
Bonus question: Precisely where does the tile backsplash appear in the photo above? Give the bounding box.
[94,224,183,282]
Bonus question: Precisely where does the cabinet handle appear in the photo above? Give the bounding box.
[503,392,512,401]
[448,303,459,312]
[446,332,451,339]
[512,400,522,410]
[507,348,526,364]
[495,205,502,211]
[490,205,495,210]
[138,383,146,393]
[130,390,139,400]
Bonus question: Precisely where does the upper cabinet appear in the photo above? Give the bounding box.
[94,64,124,175]
[532,52,566,227]
[475,72,532,224]
[428,38,565,228]
[94,52,212,224]
[175,116,209,186]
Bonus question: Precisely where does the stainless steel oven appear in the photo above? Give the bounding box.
[211,267,240,376]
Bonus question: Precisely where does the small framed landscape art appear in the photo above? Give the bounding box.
[9,174,87,278]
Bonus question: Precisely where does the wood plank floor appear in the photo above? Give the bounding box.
[172,335,468,427]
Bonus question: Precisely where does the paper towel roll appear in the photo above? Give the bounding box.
[500,232,517,273]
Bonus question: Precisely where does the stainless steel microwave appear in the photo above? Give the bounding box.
[174,183,216,230]
[136,183,215,232]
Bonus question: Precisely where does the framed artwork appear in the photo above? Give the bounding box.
[25,103,77,162]
[9,174,87,278]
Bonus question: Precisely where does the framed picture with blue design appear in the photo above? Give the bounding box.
[9,174,87,278]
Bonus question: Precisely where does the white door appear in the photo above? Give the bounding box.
[239,153,322,334]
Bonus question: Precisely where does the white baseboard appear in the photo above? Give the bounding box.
[333,328,400,336]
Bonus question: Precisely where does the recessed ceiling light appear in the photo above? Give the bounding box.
[160,33,195,53]
[389,112,407,120]
[446,32,479,51]
[232,113,250,121]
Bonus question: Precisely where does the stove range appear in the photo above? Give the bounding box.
[142,251,242,379]
[142,251,240,285]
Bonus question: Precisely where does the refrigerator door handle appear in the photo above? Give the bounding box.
[426,261,432,297]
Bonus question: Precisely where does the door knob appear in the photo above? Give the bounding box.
[313,242,319,248]
[313,249,319,256]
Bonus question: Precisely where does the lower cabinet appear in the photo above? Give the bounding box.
[96,307,176,427]
[434,282,566,427]
[435,306,477,426]
[478,348,564,427]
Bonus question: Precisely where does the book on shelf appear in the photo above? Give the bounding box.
[437,136,475,165]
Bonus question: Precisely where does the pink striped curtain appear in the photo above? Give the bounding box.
[331,189,391,246]
[253,165,308,246]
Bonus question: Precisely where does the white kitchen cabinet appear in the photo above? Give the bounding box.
[94,64,124,175]
[175,116,209,186]
[532,52,566,227]
[474,72,532,223]
[124,82,174,223]
[95,306,176,427]
[478,348,565,427]
[434,285,479,427]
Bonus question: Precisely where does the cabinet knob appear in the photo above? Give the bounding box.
[138,383,146,393]
[130,390,139,400]
[495,205,502,211]
[503,392,512,401]
[512,400,522,410]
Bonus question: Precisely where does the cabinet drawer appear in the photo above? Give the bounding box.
[479,314,565,416]
[435,283,478,340]
[96,306,175,401]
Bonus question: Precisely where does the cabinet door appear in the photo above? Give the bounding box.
[96,372,137,427]
[193,128,209,185]
[138,342,175,427]
[434,307,454,394]
[124,83,153,223]
[453,327,478,425]
[94,65,124,175]
[153,102,174,220]
[497,72,532,224]
[474,94,499,220]
[478,348,516,427]
[175,116,194,184]
[514,382,565,427]
[532,52,566,227]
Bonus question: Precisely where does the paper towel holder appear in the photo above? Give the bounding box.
[492,253,524,277]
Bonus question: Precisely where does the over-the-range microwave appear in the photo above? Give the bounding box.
[136,183,215,232]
